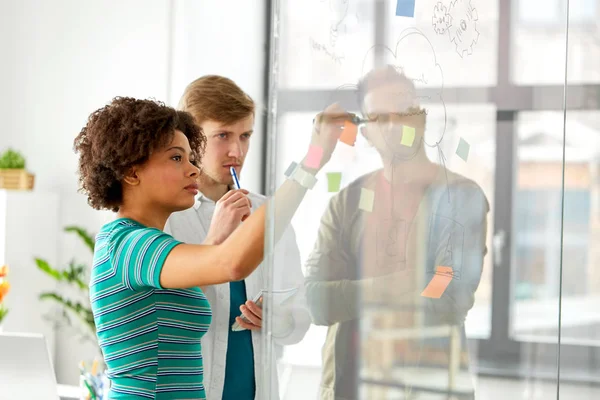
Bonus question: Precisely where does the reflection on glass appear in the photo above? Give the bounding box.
[512,0,600,84]
[268,0,600,398]
[512,112,563,344]
[424,104,496,340]
[279,0,375,89]
[513,111,600,345]
[386,0,499,87]
[316,74,485,399]
[276,68,491,399]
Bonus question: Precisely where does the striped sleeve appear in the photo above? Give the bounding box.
[110,226,181,290]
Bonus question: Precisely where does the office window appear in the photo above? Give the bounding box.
[512,0,600,84]
[512,111,600,345]
[517,0,597,25]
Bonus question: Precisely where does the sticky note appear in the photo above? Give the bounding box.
[396,0,415,17]
[339,120,358,146]
[401,126,415,147]
[305,145,323,169]
[327,172,342,192]
[358,188,375,212]
[421,266,453,299]
[456,137,470,162]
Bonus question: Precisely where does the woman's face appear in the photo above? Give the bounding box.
[134,129,200,212]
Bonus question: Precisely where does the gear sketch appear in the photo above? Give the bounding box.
[432,0,479,58]
[432,2,450,34]
[448,0,479,57]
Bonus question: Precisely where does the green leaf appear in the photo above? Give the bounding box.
[0,304,8,324]
[64,261,88,290]
[35,224,97,345]
[64,226,95,252]
[39,292,95,332]
[35,258,63,281]
[35,258,89,292]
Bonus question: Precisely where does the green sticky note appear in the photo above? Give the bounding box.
[456,137,470,162]
[327,172,342,192]
[401,126,416,147]
[359,188,375,212]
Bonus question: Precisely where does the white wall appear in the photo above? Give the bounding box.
[0,0,267,385]
[0,190,60,365]
[169,0,268,193]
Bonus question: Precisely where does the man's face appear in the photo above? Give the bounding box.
[199,115,254,186]
[362,81,425,161]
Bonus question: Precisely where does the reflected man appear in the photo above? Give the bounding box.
[305,65,489,399]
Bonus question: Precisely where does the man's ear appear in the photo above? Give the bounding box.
[123,166,140,186]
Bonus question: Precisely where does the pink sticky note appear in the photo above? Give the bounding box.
[305,145,323,169]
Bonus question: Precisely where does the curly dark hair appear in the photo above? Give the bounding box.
[74,97,206,212]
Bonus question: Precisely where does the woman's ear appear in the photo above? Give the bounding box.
[123,167,140,186]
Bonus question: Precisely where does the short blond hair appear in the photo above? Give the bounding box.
[178,75,255,125]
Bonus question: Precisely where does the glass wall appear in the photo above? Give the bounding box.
[262,0,600,399]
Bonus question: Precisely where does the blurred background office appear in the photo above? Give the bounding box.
[0,0,599,399]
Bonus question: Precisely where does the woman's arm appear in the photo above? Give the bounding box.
[158,104,347,289]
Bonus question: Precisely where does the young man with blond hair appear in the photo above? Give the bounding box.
[165,75,310,400]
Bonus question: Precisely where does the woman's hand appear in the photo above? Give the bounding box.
[301,103,347,173]
[204,189,252,245]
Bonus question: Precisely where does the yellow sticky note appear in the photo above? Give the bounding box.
[401,126,415,147]
[359,188,375,212]
[421,266,453,299]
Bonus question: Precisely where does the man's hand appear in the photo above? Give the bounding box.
[204,189,252,245]
[235,300,263,331]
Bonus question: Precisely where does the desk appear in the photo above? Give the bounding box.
[58,384,80,400]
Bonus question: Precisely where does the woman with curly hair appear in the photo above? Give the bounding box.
[74,96,344,399]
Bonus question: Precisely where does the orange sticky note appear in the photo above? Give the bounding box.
[339,120,358,146]
[421,266,453,299]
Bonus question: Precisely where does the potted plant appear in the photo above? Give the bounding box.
[35,226,108,396]
[0,265,9,331]
[0,148,35,190]
[35,226,96,345]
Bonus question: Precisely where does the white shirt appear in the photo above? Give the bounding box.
[165,190,311,400]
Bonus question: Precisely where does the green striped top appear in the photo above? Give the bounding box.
[90,218,212,399]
